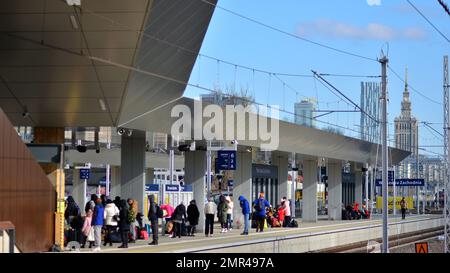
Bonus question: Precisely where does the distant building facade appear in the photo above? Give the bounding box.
[394,68,419,157]
[360,82,380,143]
[294,99,316,127]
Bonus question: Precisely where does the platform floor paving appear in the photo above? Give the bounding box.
[76,214,439,253]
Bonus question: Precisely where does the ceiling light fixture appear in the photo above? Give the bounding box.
[66,0,81,7]
[69,15,79,30]
[98,99,106,111]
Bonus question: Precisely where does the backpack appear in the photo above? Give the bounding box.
[289,219,298,228]
[156,205,164,218]
[254,199,265,212]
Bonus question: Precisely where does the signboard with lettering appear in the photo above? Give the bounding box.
[80,169,90,180]
[164,184,193,192]
[217,150,237,170]
[227,180,234,187]
[145,184,159,192]
[252,164,278,179]
[375,178,424,187]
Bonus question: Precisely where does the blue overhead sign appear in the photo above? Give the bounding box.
[80,169,90,180]
[217,150,237,170]
[145,184,159,192]
[164,184,193,192]
[375,179,424,187]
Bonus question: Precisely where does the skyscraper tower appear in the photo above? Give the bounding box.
[394,67,419,156]
[360,82,381,143]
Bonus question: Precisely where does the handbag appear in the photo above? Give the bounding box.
[87,227,95,241]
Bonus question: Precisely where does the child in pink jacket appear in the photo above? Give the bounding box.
[81,209,94,248]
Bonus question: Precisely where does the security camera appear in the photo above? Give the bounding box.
[95,148,100,154]
[231,140,238,150]
[22,112,30,118]
[117,128,126,136]
[76,145,87,153]
[189,141,196,151]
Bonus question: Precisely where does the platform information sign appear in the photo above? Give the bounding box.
[217,150,236,170]
[79,169,90,180]
[375,178,424,187]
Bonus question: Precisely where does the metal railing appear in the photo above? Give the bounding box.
[0,221,15,253]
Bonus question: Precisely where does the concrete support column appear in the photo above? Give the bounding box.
[233,151,252,229]
[302,159,318,222]
[146,168,155,185]
[121,130,146,213]
[328,162,342,220]
[184,150,207,232]
[71,168,86,213]
[354,165,363,206]
[110,166,121,198]
[273,152,289,203]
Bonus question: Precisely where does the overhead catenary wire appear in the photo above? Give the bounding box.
[199,0,379,63]
[388,65,443,105]
[406,0,450,44]
[438,0,450,16]
[313,70,379,123]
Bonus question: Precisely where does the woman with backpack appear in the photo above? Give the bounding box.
[187,200,200,236]
[252,192,271,232]
[218,195,229,233]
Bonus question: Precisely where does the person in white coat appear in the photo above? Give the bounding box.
[103,199,119,246]
[204,197,217,237]
[225,196,234,231]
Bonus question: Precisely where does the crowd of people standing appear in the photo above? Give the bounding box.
[64,191,296,251]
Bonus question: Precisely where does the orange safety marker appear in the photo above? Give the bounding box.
[415,242,429,253]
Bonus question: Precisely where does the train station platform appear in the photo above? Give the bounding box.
[82,214,443,253]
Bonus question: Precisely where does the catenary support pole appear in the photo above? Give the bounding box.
[380,55,389,253]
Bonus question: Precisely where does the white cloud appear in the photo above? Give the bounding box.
[296,19,426,41]
[367,0,381,6]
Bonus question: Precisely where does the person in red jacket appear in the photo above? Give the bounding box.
[277,205,285,224]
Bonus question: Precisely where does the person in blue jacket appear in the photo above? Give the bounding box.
[91,198,104,252]
[252,192,271,233]
[238,195,250,235]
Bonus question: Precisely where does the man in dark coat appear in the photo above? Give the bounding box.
[172,202,187,238]
[187,200,200,236]
[147,194,159,245]
[118,199,130,248]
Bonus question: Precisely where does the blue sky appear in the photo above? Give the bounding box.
[185,0,449,156]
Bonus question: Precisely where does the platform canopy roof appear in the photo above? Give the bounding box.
[0,0,409,164]
[0,0,217,127]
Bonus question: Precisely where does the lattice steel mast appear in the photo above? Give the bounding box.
[444,55,449,253]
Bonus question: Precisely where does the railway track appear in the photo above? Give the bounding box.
[314,227,444,253]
